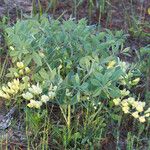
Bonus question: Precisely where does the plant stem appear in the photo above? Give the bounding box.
[67,104,71,141]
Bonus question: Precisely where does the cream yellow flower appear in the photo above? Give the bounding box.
[145,113,150,117]
[148,8,150,15]
[29,84,42,95]
[120,89,130,97]
[22,76,30,83]
[120,79,126,85]
[41,95,49,103]
[107,60,116,69]
[127,97,135,104]
[7,82,12,88]
[132,78,140,85]
[121,100,128,107]
[9,46,15,51]
[48,91,56,99]
[8,89,16,94]
[14,72,19,78]
[11,85,19,92]
[27,102,34,108]
[113,98,121,106]
[2,86,10,93]
[25,67,31,74]
[136,102,145,112]
[13,79,20,86]
[132,111,139,119]
[27,100,42,109]
[118,61,128,72]
[2,86,15,95]
[2,93,11,99]
[136,106,143,112]
[38,51,45,58]
[17,62,24,69]
[34,101,42,109]
[48,84,57,99]
[132,101,139,108]
[140,102,146,107]
[19,69,24,75]
[22,92,33,100]
[139,116,146,123]
[27,100,37,108]
[0,90,10,99]
[0,90,4,96]
[122,106,129,114]
[1,79,20,95]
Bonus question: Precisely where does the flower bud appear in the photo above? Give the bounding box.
[19,69,24,75]
[9,46,15,51]
[132,112,139,119]
[17,62,24,69]
[25,67,31,74]
[22,92,33,100]
[139,116,146,123]
[113,98,121,106]
[107,60,116,69]
[41,95,49,103]
[14,72,19,78]
[132,78,140,85]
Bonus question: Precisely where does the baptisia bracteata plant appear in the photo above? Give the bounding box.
[2,17,149,149]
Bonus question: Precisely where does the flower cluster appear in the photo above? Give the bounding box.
[119,72,140,86]
[0,79,20,100]
[113,96,150,123]
[14,62,31,78]
[48,84,57,99]
[106,60,140,88]
[120,88,130,97]
[0,61,32,101]
[23,83,57,109]
[116,60,140,86]
[0,76,31,100]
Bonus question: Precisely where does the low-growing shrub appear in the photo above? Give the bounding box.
[0,16,149,149]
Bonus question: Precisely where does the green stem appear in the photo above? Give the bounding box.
[84,106,89,134]
[67,104,71,141]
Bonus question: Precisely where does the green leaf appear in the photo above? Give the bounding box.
[72,132,82,140]
[92,89,102,97]
[49,69,57,81]
[74,73,80,85]
[24,54,32,66]
[111,68,123,81]
[80,82,89,91]
[32,51,42,66]
[109,86,121,98]
[79,56,92,70]
[90,79,100,86]
[111,114,121,121]
[39,68,49,79]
